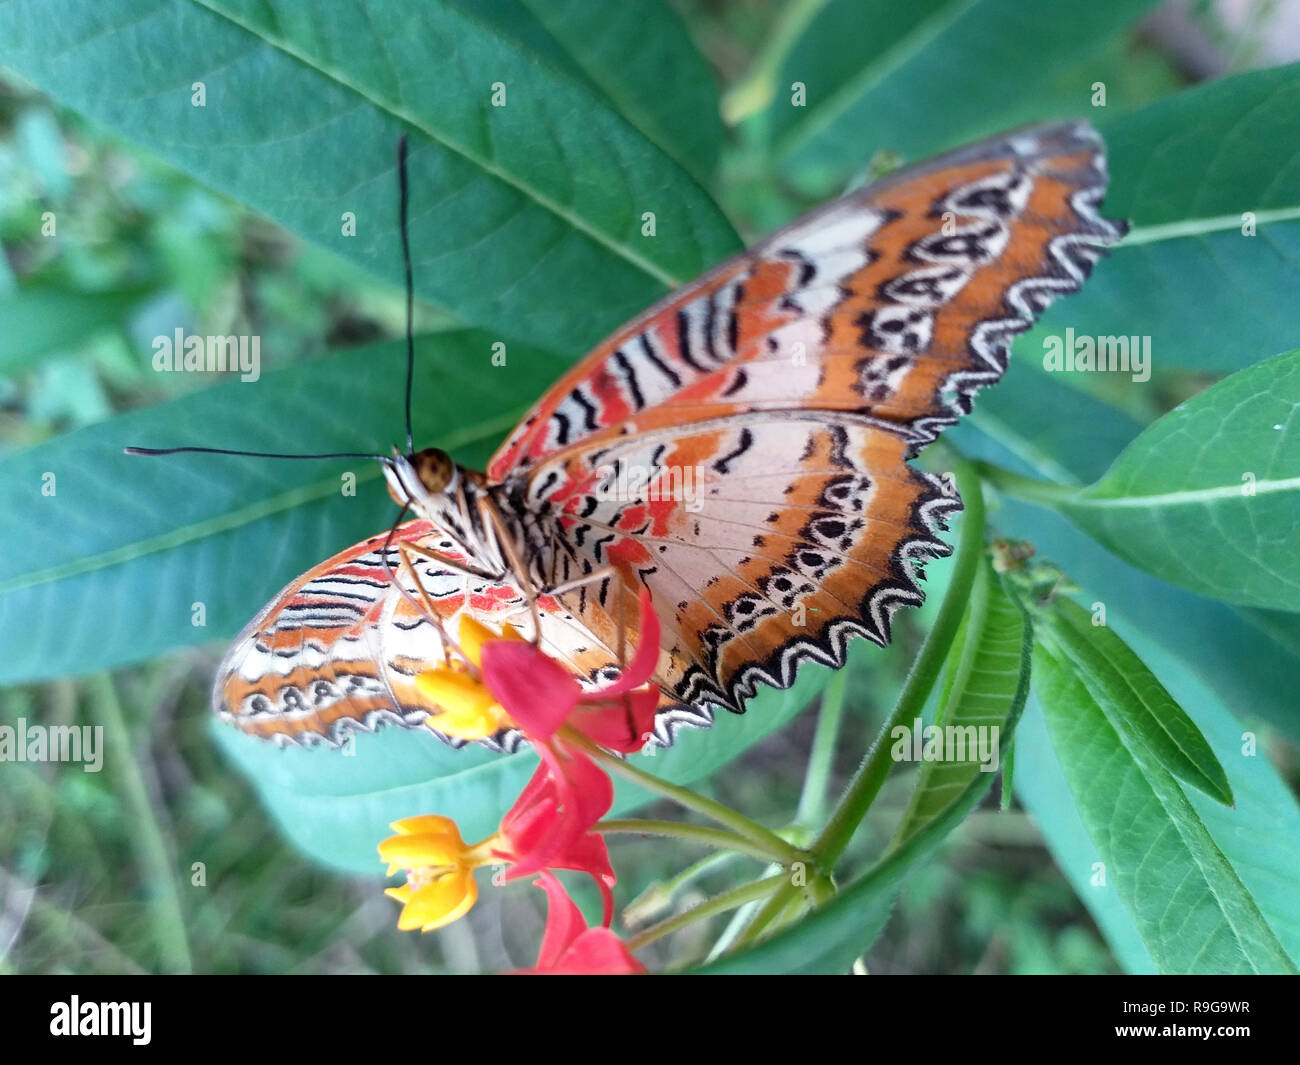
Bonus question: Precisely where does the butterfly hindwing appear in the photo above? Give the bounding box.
[214,520,682,747]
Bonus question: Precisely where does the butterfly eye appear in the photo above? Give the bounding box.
[413,448,454,492]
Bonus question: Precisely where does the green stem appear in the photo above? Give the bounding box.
[736,456,987,946]
[596,819,791,865]
[794,667,849,828]
[816,458,986,865]
[720,0,830,124]
[971,460,1077,506]
[91,674,193,974]
[568,732,806,866]
[626,874,787,955]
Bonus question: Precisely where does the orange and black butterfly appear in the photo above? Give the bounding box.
[205,120,1125,750]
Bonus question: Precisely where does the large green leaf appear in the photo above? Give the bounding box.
[1025,63,1300,374]
[0,0,741,353]
[466,0,725,182]
[769,0,1156,193]
[1032,643,1295,974]
[894,559,1031,844]
[1059,350,1300,611]
[0,332,567,684]
[1011,700,1157,973]
[953,368,1300,741]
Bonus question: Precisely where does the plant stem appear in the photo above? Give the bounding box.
[720,0,829,124]
[971,459,1077,506]
[596,819,791,865]
[735,456,987,946]
[795,667,849,828]
[567,732,806,866]
[91,673,193,975]
[625,874,788,954]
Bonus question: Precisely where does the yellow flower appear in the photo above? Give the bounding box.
[378,815,499,933]
[417,616,526,740]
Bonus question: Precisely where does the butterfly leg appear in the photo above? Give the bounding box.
[393,542,478,670]
[475,494,544,644]
[396,540,505,584]
[542,565,615,599]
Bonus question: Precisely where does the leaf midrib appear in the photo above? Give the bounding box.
[1074,474,1300,509]
[1122,205,1300,246]
[0,409,521,596]
[191,0,685,289]
[774,0,975,161]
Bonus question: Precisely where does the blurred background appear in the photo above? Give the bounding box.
[2,0,1297,974]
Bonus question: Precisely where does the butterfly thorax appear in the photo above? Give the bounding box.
[383,448,510,579]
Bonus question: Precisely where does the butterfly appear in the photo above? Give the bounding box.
[211,120,1126,751]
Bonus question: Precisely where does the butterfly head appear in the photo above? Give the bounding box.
[384,447,456,508]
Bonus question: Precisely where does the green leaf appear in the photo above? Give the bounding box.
[0,283,155,374]
[1011,700,1157,973]
[953,372,1300,742]
[1124,633,1300,966]
[0,332,567,684]
[0,0,741,353]
[1059,350,1300,611]
[1033,596,1233,806]
[214,660,830,873]
[469,0,725,182]
[769,0,1157,194]
[1026,63,1300,374]
[1031,643,1295,974]
[893,558,1031,844]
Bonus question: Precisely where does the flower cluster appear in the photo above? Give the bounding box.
[379,588,661,973]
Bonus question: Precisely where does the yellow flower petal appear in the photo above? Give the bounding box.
[417,668,512,739]
[417,668,497,716]
[456,615,499,667]
[378,832,463,869]
[396,869,478,932]
[390,814,462,837]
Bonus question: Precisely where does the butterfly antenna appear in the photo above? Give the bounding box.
[125,445,390,461]
[398,134,415,457]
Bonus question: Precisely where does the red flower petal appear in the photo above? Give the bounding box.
[597,588,661,696]
[515,873,645,975]
[501,746,613,881]
[540,928,646,975]
[569,688,661,753]
[481,640,581,741]
[531,871,586,970]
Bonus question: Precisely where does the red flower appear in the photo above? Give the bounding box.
[497,747,617,920]
[480,586,662,754]
[513,872,645,975]
[396,587,663,934]
[482,588,662,902]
